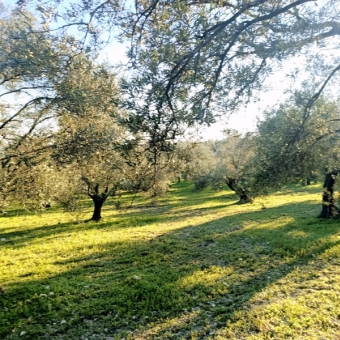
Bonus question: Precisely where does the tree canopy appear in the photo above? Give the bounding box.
[15,0,340,126]
[2,0,340,217]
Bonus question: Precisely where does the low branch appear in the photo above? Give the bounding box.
[0,86,52,99]
[0,96,54,131]
[165,0,314,107]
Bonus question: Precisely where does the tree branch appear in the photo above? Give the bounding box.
[164,0,315,106]
[0,96,54,131]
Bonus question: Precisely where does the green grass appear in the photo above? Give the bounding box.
[1,181,340,339]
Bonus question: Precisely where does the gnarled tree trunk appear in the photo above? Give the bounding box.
[90,194,107,221]
[318,170,340,218]
[83,180,115,221]
[225,177,252,204]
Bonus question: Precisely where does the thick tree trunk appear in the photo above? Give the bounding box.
[90,195,106,221]
[318,170,340,218]
[83,179,114,221]
[225,177,252,204]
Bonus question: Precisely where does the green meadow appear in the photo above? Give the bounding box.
[1,182,340,339]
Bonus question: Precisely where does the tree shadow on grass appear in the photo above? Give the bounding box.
[0,201,91,218]
[0,221,85,249]
[1,187,237,250]
[0,180,275,250]
[268,183,322,196]
[1,199,340,339]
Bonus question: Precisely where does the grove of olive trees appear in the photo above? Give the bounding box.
[1,0,340,218]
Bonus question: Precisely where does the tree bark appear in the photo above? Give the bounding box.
[318,170,340,218]
[90,195,106,221]
[81,177,115,221]
[225,177,252,204]
[306,171,317,185]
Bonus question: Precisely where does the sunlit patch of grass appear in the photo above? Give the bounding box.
[287,230,310,238]
[1,181,340,339]
[218,257,340,340]
[179,265,234,288]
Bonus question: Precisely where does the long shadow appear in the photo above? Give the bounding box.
[0,184,321,247]
[0,221,86,249]
[0,180,322,251]
[0,201,91,218]
[1,198,339,339]
[269,183,321,196]
[0,203,231,251]
[0,183,238,250]
[0,181,256,249]
[100,183,240,221]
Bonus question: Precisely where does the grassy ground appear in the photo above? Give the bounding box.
[1,181,340,339]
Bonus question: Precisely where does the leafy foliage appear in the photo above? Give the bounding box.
[12,0,340,137]
[254,92,340,191]
[186,133,255,202]
[0,8,81,209]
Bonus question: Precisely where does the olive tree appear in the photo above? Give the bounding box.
[253,91,340,214]
[20,0,340,116]
[185,132,255,202]
[9,0,340,217]
[51,56,130,220]
[186,141,218,190]
[12,0,339,155]
[0,7,82,210]
[212,131,256,203]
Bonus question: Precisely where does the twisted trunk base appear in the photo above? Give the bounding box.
[225,177,253,204]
